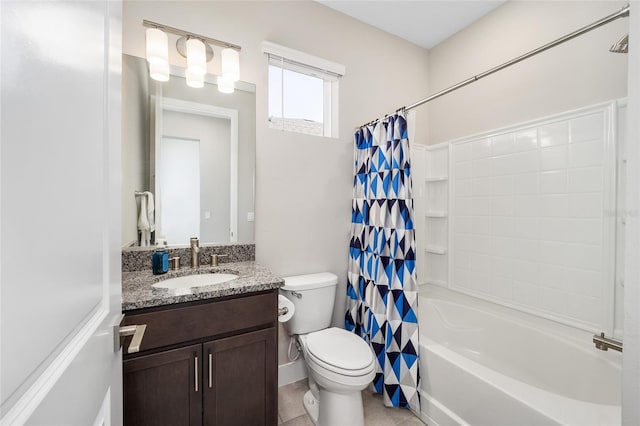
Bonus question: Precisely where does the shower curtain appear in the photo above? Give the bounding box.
[346,113,420,412]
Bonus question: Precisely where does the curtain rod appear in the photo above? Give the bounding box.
[358,3,630,129]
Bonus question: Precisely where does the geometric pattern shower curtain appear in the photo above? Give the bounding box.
[345,112,420,412]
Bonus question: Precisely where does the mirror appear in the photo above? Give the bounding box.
[122,54,256,247]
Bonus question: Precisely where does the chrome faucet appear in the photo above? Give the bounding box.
[593,332,623,352]
[190,237,200,268]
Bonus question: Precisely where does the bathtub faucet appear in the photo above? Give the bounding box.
[593,332,623,352]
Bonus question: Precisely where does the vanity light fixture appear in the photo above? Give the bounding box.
[145,27,169,82]
[217,75,235,94]
[186,38,207,75]
[221,48,240,82]
[145,28,169,65]
[149,62,170,82]
[185,68,204,88]
[142,20,242,93]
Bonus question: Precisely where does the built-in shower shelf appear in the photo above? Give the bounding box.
[425,176,448,182]
[425,246,447,255]
[426,211,448,218]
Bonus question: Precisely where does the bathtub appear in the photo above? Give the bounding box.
[418,286,621,426]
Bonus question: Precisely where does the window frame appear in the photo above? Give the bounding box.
[263,41,345,138]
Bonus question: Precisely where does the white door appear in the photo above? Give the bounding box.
[1,1,123,425]
[160,137,201,245]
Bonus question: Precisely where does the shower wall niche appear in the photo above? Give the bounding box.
[419,101,622,334]
[412,143,449,287]
[423,146,449,286]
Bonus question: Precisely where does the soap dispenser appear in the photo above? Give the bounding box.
[152,248,169,275]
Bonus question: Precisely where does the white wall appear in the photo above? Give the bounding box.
[123,0,430,366]
[427,1,628,145]
[622,2,640,424]
[122,54,150,246]
[449,105,616,333]
[616,104,627,339]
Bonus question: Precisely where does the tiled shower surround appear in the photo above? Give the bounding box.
[122,243,255,272]
[449,103,616,331]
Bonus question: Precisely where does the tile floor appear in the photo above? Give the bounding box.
[278,380,426,426]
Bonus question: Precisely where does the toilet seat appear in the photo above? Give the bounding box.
[303,328,375,377]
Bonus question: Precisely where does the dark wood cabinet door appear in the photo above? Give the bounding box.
[124,344,203,426]
[203,328,277,426]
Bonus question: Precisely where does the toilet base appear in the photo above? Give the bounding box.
[303,390,319,425]
[303,387,366,426]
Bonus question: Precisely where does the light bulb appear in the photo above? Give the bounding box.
[217,75,234,94]
[145,28,168,65]
[186,38,207,75]
[149,61,169,82]
[221,48,240,82]
[186,68,204,88]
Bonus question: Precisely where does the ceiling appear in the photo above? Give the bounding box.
[318,1,505,49]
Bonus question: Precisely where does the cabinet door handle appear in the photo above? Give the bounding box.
[208,353,213,388]
[195,356,199,392]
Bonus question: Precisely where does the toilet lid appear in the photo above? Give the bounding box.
[305,328,374,372]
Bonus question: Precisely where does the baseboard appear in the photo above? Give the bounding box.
[278,359,307,387]
[418,409,440,426]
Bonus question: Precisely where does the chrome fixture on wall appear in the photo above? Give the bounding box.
[593,332,623,352]
[143,20,241,93]
[610,34,629,53]
[210,253,228,267]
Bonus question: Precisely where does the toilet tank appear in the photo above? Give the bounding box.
[280,272,338,335]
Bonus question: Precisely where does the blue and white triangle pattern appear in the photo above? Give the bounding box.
[346,113,420,412]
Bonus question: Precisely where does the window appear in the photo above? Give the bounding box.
[268,65,325,136]
[263,42,345,138]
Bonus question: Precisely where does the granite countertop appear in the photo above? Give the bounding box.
[122,261,284,312]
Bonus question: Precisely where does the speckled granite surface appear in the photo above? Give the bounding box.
[122,261,284,312]
[122,243,255,272]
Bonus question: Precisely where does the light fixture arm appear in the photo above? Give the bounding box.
[142,19,242,51]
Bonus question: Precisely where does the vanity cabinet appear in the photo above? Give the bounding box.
[124,344,202,425]
[203,328,276,426]
[122,290,278,426]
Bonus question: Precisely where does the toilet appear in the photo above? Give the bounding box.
[281,272,376,426]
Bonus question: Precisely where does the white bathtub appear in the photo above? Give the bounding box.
[418,286,621,426]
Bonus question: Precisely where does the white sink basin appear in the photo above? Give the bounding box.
[152,273,239,290]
